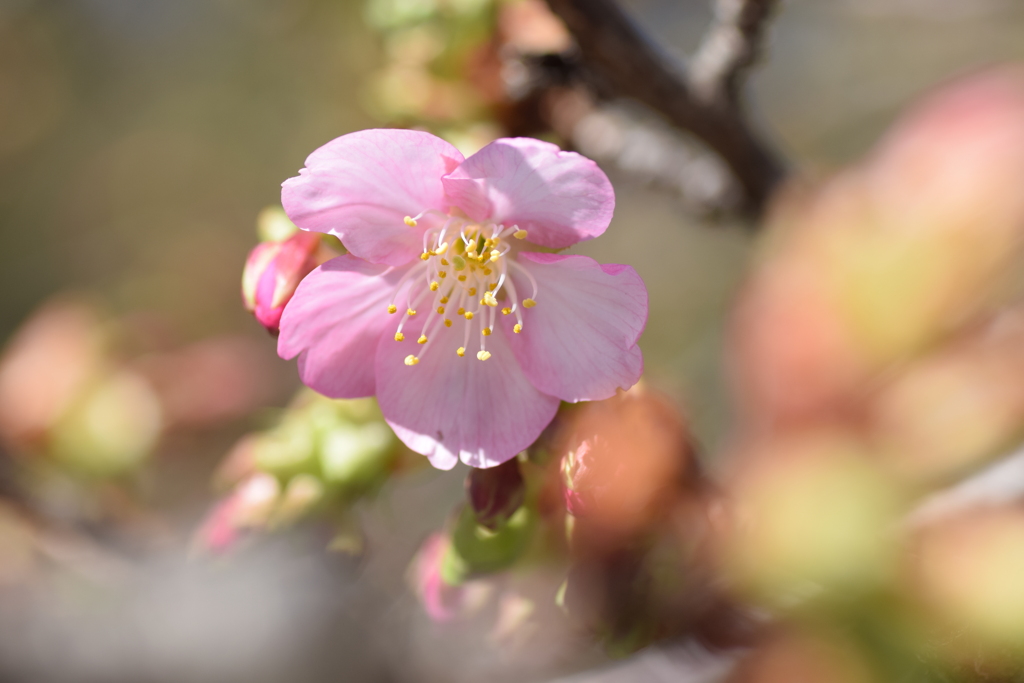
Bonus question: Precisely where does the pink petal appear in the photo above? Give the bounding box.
[502,253,647,402]
[278,255,404,398]
[374,317,560,469]
[442,138,614,249]
[282,129,464,266]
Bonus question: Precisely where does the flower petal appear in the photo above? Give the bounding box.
[282,129,464,266]
[278,255,404,398]
[442,138,614,249]
[502,253,647,402]
[375,318,560,470]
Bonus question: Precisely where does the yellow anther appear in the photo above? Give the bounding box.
[444,319,453,327]
[404,355,419,366]
[477,350,492,361]
[394,332,405,342]
[523,298,536,308]
[420,252,430,261]
[483,268,492,275]
[417,334,428,344]
[387,304,398,314]
[436,306,445,314]
[513,323,522,334]
[513,229,527,239]
[465,249,477,260]
[457,347,466,357]
[429,281,439,291]
[482,292,498,307]
[404,216,418,227]
[487,282,497,291]
[439,271,447,278]
[501,307,512,315]
[435,242,448,255]
[440,258,449,266]
[457,307,465,315]
[482,328,491,336]
[464,311,474,320]
[468,287,476,296]
[452,255,467,271]
[458,275,467,282]
[407,308,417,316]
[440,296,449,304]
[489,250,501,262]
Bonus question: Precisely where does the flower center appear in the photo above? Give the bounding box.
[387,212,539,366]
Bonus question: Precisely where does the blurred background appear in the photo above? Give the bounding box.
[2,0,1024,681]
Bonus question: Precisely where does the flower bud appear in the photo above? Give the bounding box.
[242,210,341,334]
[410,533,493,623]
[251,417,317,479]
[909,507,1024,657]
[442,503,536,584]
[466,457,525,530]
[0,299,103,450]
[319,420,396,495]
[723,430,898,601]
[49,369,163,476]
[558,386,693,551]
[194,472,281,554]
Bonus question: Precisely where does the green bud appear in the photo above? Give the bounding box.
[50,370,162,477]
[252,418,316,478]
[319,422,394,492]
[442,503,535,584]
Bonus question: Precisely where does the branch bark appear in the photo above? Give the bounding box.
[544,0,786,216]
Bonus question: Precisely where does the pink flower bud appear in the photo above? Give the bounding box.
[410,533,493,623]
[242,231,332,335]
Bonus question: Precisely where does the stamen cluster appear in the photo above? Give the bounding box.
[388,212,538,367]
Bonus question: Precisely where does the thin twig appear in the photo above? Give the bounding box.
[689,0,780,106]
[543,0,786,216]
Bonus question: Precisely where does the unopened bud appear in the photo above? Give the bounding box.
[242,223,340,334]
[466,457,525,530]
[410,533,493,623]
[193,473,281,554]
[442,503,536,584]
[50,370,163,476]
[319,421,396,494]
[557,386,692,550]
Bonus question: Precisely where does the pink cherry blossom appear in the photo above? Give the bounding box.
[277,129,648,469]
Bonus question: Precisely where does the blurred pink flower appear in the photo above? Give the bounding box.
[277,130,647,469]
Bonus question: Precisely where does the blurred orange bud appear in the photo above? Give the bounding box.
[723,430,898,599]
[727,629,877,683]
[732,67,1024,426]
[558,386,693,552]
[869,308,1024,482]
[909,507,1024,653]
[498,0,572,55]
[730,235,870,426]
[0,299,104,450]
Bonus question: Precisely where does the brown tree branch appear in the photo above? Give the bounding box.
[543,0,786,216]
